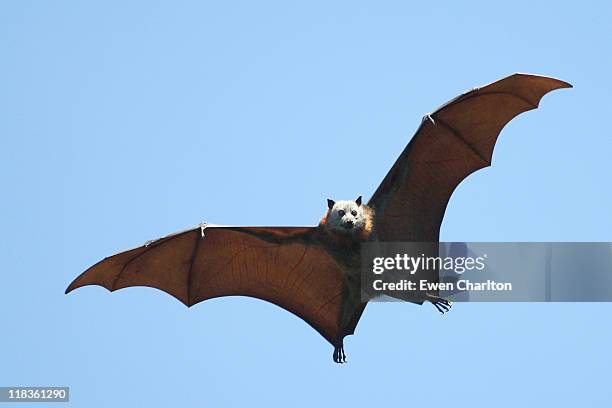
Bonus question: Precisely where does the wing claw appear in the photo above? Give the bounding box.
[200,222,209,237]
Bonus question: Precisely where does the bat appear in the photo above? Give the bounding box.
[66,73,571,363]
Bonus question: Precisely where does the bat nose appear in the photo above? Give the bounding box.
[345,220,354,228]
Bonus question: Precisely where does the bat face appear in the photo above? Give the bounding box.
[325,197,366,235]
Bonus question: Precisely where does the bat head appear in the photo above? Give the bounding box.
[323,196,373,239]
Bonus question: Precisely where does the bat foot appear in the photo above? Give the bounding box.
[333,344,347,364]
[427,294,452,314]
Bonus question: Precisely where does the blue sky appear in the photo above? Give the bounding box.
[1,1,611,406]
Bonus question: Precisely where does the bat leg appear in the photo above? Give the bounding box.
[426,293,453,314]
[333,344,347,364]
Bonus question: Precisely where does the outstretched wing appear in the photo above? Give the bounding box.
[66,225,346,346]
[369,73,571,242]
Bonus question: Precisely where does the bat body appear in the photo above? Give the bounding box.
[66,73,571,363]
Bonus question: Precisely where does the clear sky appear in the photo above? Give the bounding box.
[1,1,611,406]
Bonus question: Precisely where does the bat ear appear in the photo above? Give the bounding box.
[327,199,335,210]
[355,196,362,207]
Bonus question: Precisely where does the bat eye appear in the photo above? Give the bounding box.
[351,210,357,216]
[338,210,345,217]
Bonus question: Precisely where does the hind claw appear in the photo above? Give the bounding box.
[427,294,453,314]
[333,345,347,364]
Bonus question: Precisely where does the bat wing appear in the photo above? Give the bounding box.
[369,73,571,242]
[66,225,347,346]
